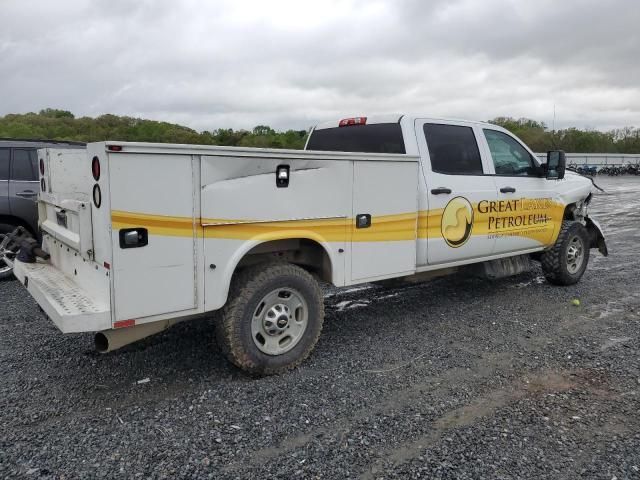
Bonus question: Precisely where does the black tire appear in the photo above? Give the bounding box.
[541,221,590,286]
[215,262,324,375]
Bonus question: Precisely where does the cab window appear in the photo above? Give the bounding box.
[423,124,483,175]
[483,129,538,176]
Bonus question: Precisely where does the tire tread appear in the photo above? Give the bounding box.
[541,220,589,286]
[215,262,324,375]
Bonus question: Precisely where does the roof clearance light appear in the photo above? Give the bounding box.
[339,117,367,127]
[107,145,123,152]
[92,156,101,181]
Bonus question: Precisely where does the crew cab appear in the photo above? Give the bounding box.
[7,115,607,374]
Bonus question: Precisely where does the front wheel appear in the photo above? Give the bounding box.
[541,221,590,286]
[215,262,324,375]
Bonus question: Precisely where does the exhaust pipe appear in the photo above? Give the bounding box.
[95,319,178,353]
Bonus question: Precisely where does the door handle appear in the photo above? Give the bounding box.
[500,186,516,193]
[16,190,37,198]
[430,187,452,195]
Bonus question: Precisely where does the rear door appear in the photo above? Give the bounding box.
[416,120,498,265]
[0,148,9,227]
[9,148,39,232]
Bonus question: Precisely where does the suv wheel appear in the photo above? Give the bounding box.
[0,224,19,280]
[215,262,324,375]
[541,221,590,286]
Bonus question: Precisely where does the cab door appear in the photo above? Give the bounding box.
[478,128,558,254]
[416,120,498,265]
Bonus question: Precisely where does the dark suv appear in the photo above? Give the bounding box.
[0,139,85,278]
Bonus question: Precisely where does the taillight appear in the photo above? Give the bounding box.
[339,117,367,127]
[93,184,102,208]
[40,178,46,192]
[92,156,100,181]
[39,158,45,175]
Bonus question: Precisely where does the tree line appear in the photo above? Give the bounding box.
[0,109,638,153]
[0,109,308,149]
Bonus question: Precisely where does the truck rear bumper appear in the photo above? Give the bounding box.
[13,259,111,333]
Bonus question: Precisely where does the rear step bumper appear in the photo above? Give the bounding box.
[13,260,111,333]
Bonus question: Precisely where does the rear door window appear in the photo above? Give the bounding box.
[0,148,9,180]
[11,149,38,181]
[306,123,406,154]
[423,124,484,175]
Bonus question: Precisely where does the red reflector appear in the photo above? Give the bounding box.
[103,262,110,270]
[114,319,135,329]
[92,156,101,181]
[39,158,45,175]
[107,145,123,152]
[339,117,367,127]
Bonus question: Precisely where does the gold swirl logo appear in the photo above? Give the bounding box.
[441,196,474,248]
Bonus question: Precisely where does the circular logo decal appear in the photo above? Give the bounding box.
[441,196,474,248]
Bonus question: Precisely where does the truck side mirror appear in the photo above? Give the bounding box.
[546,150,566,180]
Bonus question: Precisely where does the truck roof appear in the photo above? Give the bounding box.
[0,138,86,148]
[313,114,505,130]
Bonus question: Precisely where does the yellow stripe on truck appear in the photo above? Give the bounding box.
[111,201,565,245]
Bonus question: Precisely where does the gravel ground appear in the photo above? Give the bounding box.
[1,176,639,479]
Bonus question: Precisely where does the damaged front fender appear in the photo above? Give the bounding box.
[585,216,608,256]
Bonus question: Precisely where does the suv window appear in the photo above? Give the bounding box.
[306,123,406,154]
[11,149,38,181]
[483,129,538,176]
[423,124,483,175]
[0,148,9,180]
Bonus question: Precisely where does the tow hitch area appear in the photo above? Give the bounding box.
[16,236,51,264]
[1,227,50,265]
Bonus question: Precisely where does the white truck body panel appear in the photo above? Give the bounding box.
[14,115,596,339]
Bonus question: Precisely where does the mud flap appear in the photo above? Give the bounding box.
[585,216,608,256]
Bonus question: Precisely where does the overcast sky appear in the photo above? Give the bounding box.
[1,0,638,132]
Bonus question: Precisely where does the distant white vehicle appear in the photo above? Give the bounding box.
[7,115,607,374]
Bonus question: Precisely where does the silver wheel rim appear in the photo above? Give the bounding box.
[0,235,13,275]
[251,287,309,356]
[566,235,585,274]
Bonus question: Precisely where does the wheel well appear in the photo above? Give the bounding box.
[0,215,34,235]
[235,238,333,283]
[563,203,580,221]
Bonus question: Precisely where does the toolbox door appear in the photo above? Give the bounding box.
[110,153,198,321]
[350,160,418,281]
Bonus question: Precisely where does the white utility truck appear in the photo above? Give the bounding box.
[6,115,607,374]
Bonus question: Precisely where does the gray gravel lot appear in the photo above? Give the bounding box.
[1,177,639,479]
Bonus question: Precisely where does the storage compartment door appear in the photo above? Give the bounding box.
[110,154,197,321]
[351,161,418,281]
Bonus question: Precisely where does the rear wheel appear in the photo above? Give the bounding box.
[541,221,590,286]
[215,262,324,375]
